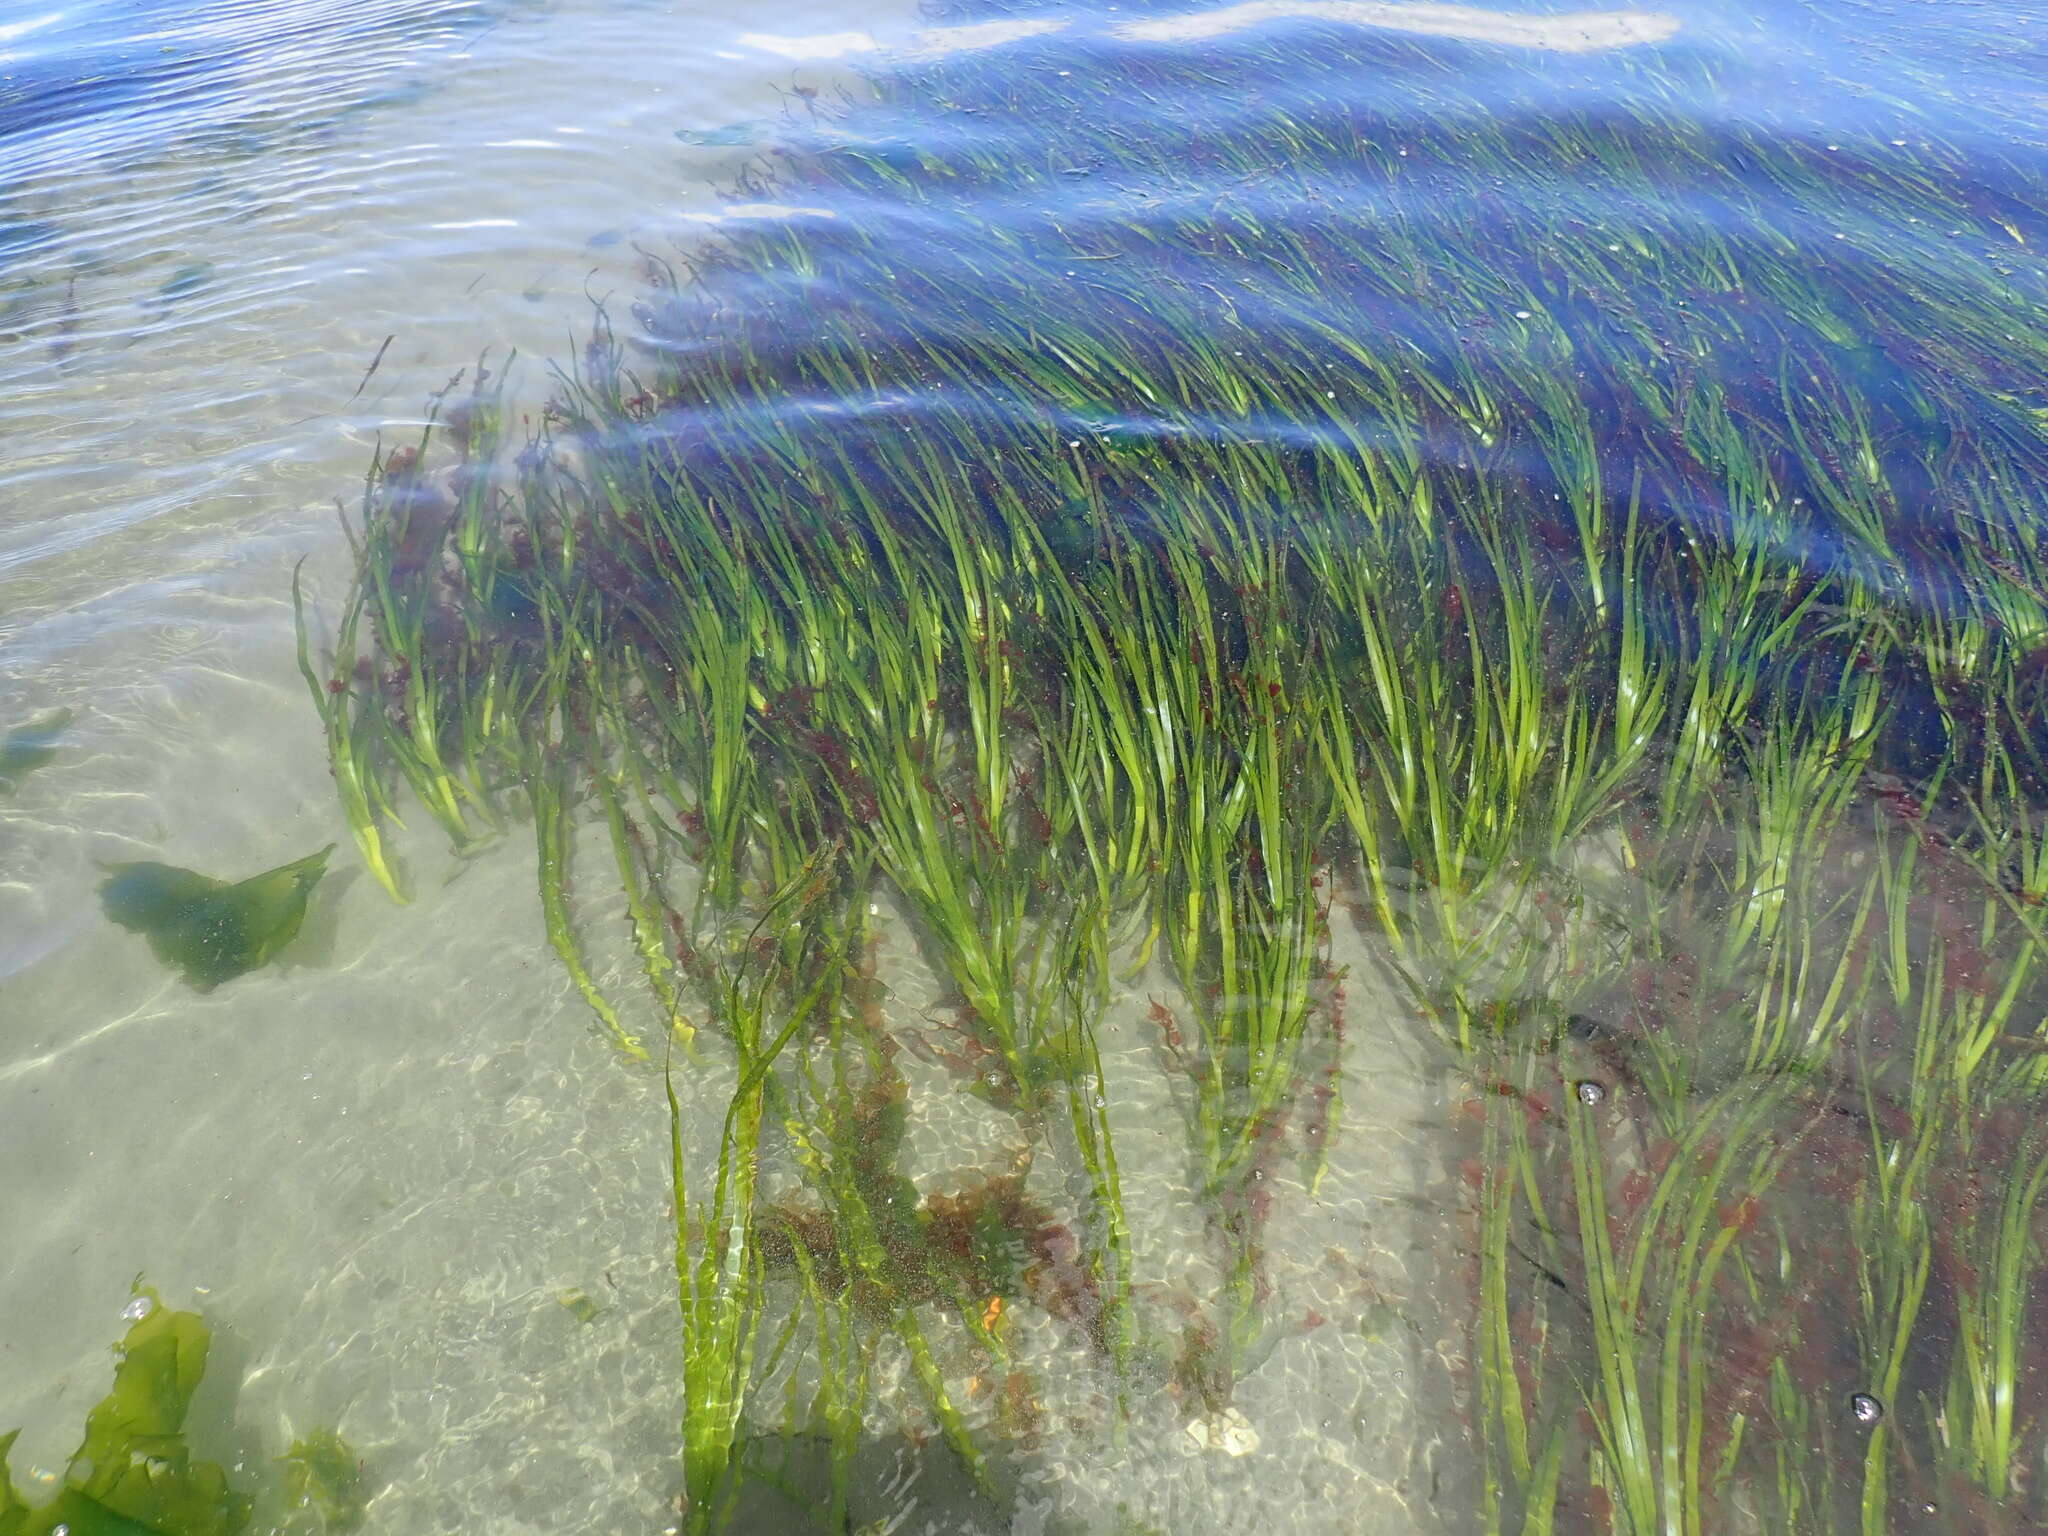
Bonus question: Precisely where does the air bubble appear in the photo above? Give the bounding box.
[1850,1391,1883,1425]
[121,1295,154,1322]
[1575,1080,1605,1106]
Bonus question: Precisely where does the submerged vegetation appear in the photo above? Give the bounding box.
[0,709,72,795]
[99,847,333,991]
[302,0,2048,1529]
[278,1428,369,1535]
[0,1289,370,1536]
[0,1286,248,1536]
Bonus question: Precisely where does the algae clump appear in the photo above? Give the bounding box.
[0,709,73,794]
[99,846,333,991]
[277,1429,367,1533]
[0,1285,249,1536]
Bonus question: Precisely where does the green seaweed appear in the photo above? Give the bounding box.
[152,264,213,307]
[99,846,333,991]
[0,709,73,794]
[300,1,2048,1527]
[0,1286,249,1536]
[674,122,772,148]
[0,1436,24,1536]
[277,1429,367,1534]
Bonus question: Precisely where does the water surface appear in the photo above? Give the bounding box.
[4,2,2047,1533]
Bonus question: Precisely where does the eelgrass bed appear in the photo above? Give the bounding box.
[302,1,2048,1529]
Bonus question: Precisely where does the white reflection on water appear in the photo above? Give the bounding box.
[1116,1,1682,51]
[739,0,1681,62]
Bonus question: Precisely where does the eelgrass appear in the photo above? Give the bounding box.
[300,1,2048,1528]
[670,837,860,1534]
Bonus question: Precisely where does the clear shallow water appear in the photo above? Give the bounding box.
[0,0,932,1527]
[3,1,2047,1533]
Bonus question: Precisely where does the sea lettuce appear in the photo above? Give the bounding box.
[99,847,333,991]
[0,1286,249,1536]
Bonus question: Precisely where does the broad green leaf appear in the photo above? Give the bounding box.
[0,1431,26,1536]
[99,846,333,991]
[0,1287,249,1536]
[78,1287,210,1448]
